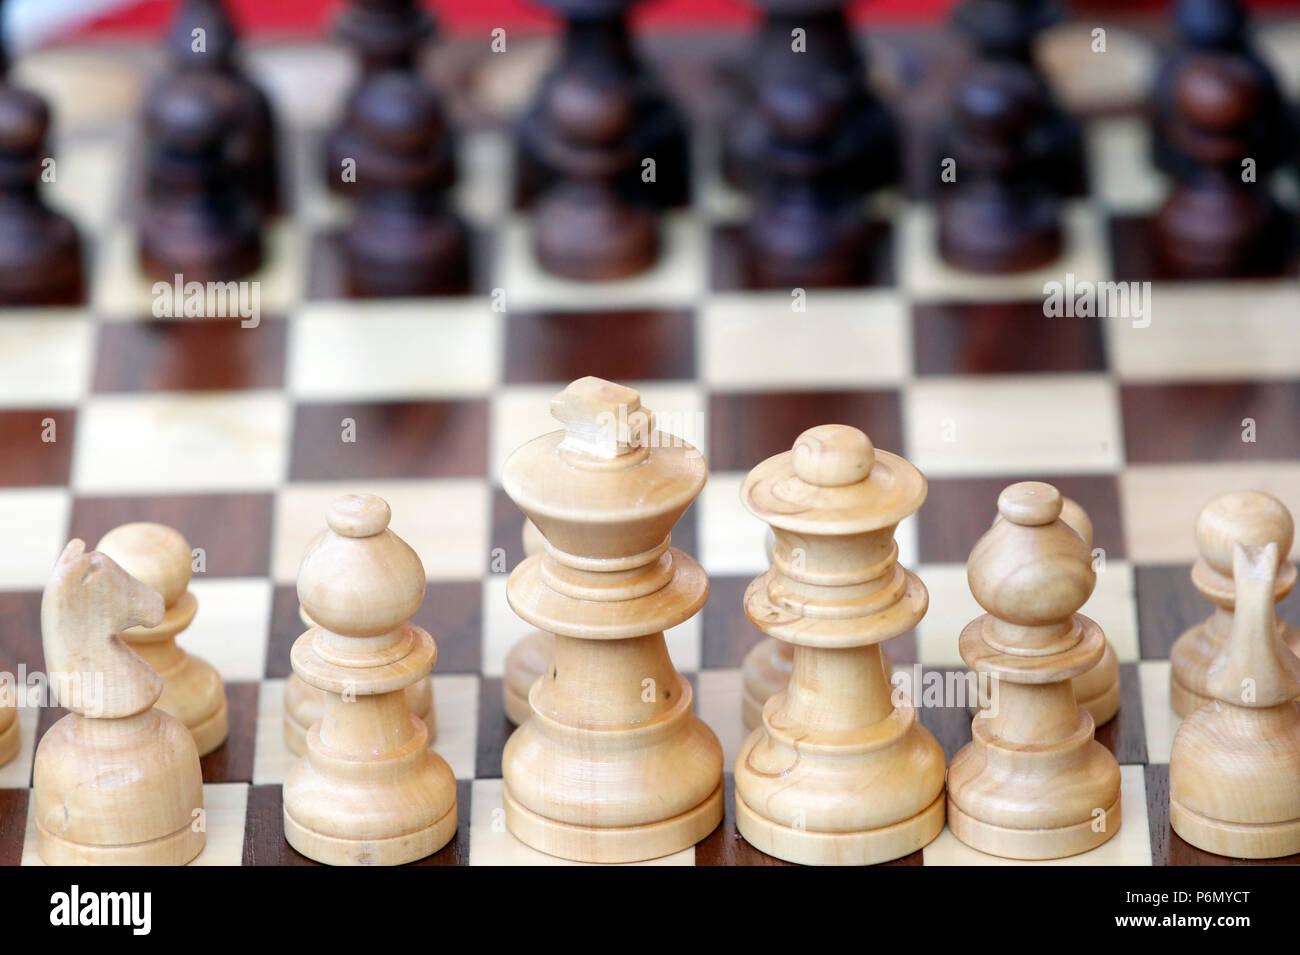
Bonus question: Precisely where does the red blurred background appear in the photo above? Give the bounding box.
[56,0,1300,42]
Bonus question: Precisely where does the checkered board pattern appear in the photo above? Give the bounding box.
[1,17,1299,867]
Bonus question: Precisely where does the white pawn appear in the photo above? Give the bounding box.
[97,522,228,755]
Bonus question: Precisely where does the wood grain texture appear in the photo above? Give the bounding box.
[282,494,457,865]
[948,482,1122,860]
[1169,540,1300,858]
[734,424,946,865]
[33,540,205,865]
[500,377,723,862]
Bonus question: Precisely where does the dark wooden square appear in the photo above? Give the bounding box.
[69,494,274,578]
[504,309,695,384]
[290,399,488,481]
[92,318,287,393]
[918,475,1123,564]
[913,301,1107,375]
[0,410,74,486]
[1121,382,1300,463]
[707,390,903,473]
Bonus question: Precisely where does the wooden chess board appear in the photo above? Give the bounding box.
[1,16,1299,867]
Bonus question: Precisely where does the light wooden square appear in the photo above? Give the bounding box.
[697,471,768,577]
[1107,283,1300,381]
[72,391,291,493]
[701,290,910,390]
[1139,660,1180,765]
[0,489,71,590]
[289,298,502,401]
[1086,117,1164,213]
[0,312,93,407]
[906,374,1123,476]
[1121,464,1300,564]
[185,578,274,683]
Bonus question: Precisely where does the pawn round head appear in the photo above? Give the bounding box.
[355,71,443,153]
[955,61,1047,140]
[545,71,632,148]
[147,74,232,153]
[1174,54,1261,132]
[792,425,874,487]
[759,74,846,144]
[297,493,426,638]
[95,523,193,610]
[969,482,1096,626]
[1177,0,1246,47]
[0,87,49,156]
[1196,490,1293,578]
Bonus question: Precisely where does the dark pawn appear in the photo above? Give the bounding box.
[1151,0,1292,180]
[325,0,436,196]
[0,85,83,305]
[723,1,896,198]
[743,73,873,288]
[515,3,688,209]
[1154,54,1290,278]
[164,0,280,215]
[532,70,658,281]
[139,74,263,284]
[938,61,1062,273]
[949,0,1085,197]
[342,72,469,297]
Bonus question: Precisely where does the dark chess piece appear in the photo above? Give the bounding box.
[162,0,280,215]
[532,69,659,280]
[515,0,689,209]
[1154,53,1290,278]
[325,0,439,196]
[342,71,469,297]
[0,82,84,305]
[938,60,1062,273]
[1152,0,1293,180]
[139,73,263,283]
[948,0,1085,196]
[742,68,874,288]
[722,0,896,198]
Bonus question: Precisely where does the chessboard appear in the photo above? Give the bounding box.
[1,12,1299,868]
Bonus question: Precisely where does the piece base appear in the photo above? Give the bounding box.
[0,715,18,768]
[188,698,230,757]
[735,789,945,866]
[946,793,1121,860]
[38,821,205,866]
[283,799,457,866]
[1170,798,1300,859]
[503,779,723,864]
